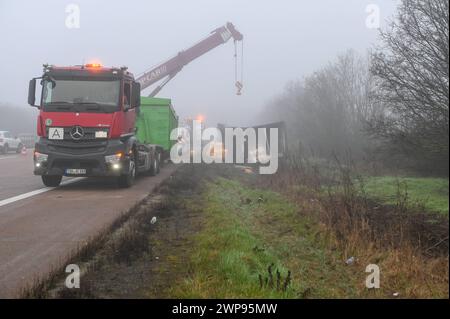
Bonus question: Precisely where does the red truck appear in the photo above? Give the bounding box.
[28,64,149,188]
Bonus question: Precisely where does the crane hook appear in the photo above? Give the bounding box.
[235,81,243,95]
[234,39,244,96]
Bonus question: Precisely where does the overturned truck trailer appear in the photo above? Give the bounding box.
[217,121,287,164]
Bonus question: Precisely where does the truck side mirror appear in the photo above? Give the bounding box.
[132,82,141,108]
[28,78,36,106]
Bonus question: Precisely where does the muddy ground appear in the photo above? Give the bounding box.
[50,164,222,298]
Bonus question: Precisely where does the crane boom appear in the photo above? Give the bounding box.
[136,22,243,97]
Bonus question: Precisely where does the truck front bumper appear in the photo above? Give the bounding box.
[33,138,131,177]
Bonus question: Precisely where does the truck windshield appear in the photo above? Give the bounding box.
[42,79,120,112]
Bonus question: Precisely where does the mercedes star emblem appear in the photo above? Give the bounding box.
[70,126,84,140]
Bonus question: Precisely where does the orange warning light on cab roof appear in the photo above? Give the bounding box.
[196,114,205,123]
[85,63,102,68]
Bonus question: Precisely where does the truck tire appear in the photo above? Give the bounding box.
[149,152,159,176]
[159,151,165,167]
[2,144,8,154]
[156,152,161,174]
[118,156,136,188]
[42,175,62,187]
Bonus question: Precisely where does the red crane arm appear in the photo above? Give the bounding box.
[136,22,243,96]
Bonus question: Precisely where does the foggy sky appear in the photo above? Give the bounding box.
[0,0,398,126]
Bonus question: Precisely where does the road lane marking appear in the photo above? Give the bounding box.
[0,178,84,208]
[0,156,18,161]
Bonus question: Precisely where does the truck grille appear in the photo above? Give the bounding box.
[46,126,109,142]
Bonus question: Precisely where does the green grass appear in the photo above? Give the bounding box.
[363,176,449,215]
[170,177,358,298]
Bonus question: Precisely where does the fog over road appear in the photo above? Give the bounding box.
[0,153,43,201]
[0,152,177,298]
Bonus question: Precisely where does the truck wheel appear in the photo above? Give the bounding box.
[156,152,161,174]
[2,144,8,154]
[149,152,159,176]
[42,175,62,187]
[159,152,165,168]
[118,156,136,188]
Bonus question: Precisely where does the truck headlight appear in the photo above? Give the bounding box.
[105,152,123,165]
[34,151,48,165]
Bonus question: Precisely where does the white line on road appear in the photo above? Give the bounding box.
[0,156,18,161]
[0,178,84,208]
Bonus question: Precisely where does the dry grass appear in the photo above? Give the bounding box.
[260,152,449,298]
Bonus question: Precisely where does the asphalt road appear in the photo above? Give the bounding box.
[0,151,177,298]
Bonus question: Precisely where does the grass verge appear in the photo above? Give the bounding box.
[169,176,358,298]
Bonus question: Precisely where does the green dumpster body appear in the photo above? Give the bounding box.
[136,97,178,154]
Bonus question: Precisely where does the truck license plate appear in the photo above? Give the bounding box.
[65,169,87,175]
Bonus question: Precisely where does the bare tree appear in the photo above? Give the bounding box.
[261,50,376,159]
[369,0,449,174]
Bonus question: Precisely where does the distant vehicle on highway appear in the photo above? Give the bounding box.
[0,131,24,154]
[17,133,38,148]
